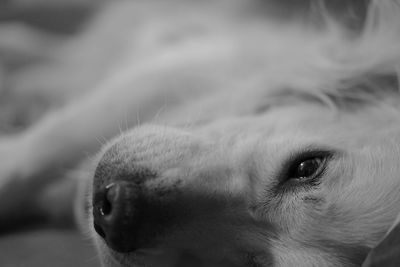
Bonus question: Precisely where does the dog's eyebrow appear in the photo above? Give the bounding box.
[253,88,329,115]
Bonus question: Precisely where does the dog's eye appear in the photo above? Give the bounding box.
[290,157,325,181]
[283,151,331,185]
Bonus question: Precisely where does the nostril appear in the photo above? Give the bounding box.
[92,180,143,252]
[99,183,115,216]
[93,183,118,239]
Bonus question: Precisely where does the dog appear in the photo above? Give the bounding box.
[1,0,400,266]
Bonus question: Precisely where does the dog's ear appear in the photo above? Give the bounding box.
[362,213,400,267]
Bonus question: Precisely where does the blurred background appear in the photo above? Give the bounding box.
[0,1,100,266]
[0,0,98,134]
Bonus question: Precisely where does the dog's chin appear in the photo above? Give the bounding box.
[100,247,208,267]
[98,239,254,267]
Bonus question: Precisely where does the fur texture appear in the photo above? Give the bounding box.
[1,0,400,266]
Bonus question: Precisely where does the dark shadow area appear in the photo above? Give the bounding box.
[0,228,100,267]
[0,2,97,34]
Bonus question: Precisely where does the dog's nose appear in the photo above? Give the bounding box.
[92,181,141,252]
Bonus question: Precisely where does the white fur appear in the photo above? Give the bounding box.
[1,0,400,266]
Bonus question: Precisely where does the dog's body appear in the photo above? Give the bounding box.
[1,0,400,266]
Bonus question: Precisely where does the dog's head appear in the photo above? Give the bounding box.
[86,1,400,266]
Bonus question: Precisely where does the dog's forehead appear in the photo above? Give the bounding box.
[194,103,399,147]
